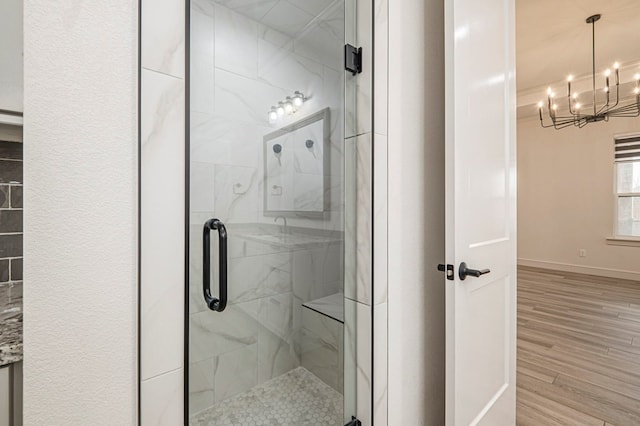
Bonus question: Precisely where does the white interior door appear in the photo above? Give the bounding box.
[444,0,517,424]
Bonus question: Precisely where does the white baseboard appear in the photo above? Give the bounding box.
[517,258,640,281]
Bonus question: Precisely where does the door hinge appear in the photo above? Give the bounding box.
[437,263,455,281]
[344,44,362,75]
[345,416,362,426]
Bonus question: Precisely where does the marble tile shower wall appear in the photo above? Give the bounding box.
[0,140,23,365]
[188,229,343,415]
[189,0,345,231]
[343,0,389,423]
[372,0,389,424]
[140,0,186,423]
[188,2,346,416]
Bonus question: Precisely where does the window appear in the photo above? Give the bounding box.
[615,136,640,237]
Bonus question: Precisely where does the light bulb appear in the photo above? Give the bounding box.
[537,101,543,109]
[605,69,611,77]
[284,97,294,114]
[604,86,609,92]
[550,92,556,98]
[635,87,640,95]
[276,102,285,116]
[614,62,620,69]
[573,92,578,99]
[547,87,552,95]
[293,91,304,107]
[635,73,640,81]
[552,104,558,110]
[575,103,581,110]
[567,75,573,82]
[268,108,278,123]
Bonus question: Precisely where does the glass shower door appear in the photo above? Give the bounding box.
[187,0,354,424]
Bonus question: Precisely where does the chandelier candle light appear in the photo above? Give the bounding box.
[538,14,640,129]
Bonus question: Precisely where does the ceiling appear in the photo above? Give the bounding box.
[214,0,337,37]
[516,0,640,92]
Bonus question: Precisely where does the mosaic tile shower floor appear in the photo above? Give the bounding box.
[190,367,343,426]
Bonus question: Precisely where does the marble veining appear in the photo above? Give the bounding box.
[343,298,372,425]
[373,134,388,305]
[355,0,372,136]
[215,5,259,79]
[293,1,344,72]
[258,38,324,94]
[373,303,388,424]
[140,67,185,381]
[215,0,279,23]
[227,252,291,303]
[214,343,259,402]
[256,324,298,384]
[189,303,260,363]
[260,2,315,37]
[297,304,343,393]
[372,0,389,422]
[345,133,372,306]
[141,0,185,78]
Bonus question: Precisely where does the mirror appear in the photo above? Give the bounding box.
[263,108,329,216]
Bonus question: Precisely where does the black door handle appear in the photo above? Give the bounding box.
[458,262,490,280]
[203,218,227,312]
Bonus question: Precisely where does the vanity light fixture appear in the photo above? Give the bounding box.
[538,14,640,129]
[268,107,278,123]
[267,91,307,123]
[292,91,305,107]
[284,97,294,114]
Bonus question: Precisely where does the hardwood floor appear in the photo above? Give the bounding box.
[517,266,640,425]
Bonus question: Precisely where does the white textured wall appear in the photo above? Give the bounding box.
[518,115,640,279]
[23,1,138,424]
[387,0,445,423]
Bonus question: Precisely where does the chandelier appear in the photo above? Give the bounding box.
[538,14,640,129]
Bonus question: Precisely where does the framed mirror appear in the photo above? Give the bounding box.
[263,108,330,217]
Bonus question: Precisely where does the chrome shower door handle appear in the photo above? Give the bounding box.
[203,218,227,312]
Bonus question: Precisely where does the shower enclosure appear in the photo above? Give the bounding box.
[186,0,361,424]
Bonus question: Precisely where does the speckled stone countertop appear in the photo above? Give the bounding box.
[0,282,23,366]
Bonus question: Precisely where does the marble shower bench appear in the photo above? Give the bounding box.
[298,293,344,393]
[302,292,344,323]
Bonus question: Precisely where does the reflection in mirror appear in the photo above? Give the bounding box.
[264,108,329,216]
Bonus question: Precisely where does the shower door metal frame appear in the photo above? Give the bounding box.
[183,0,191,423]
